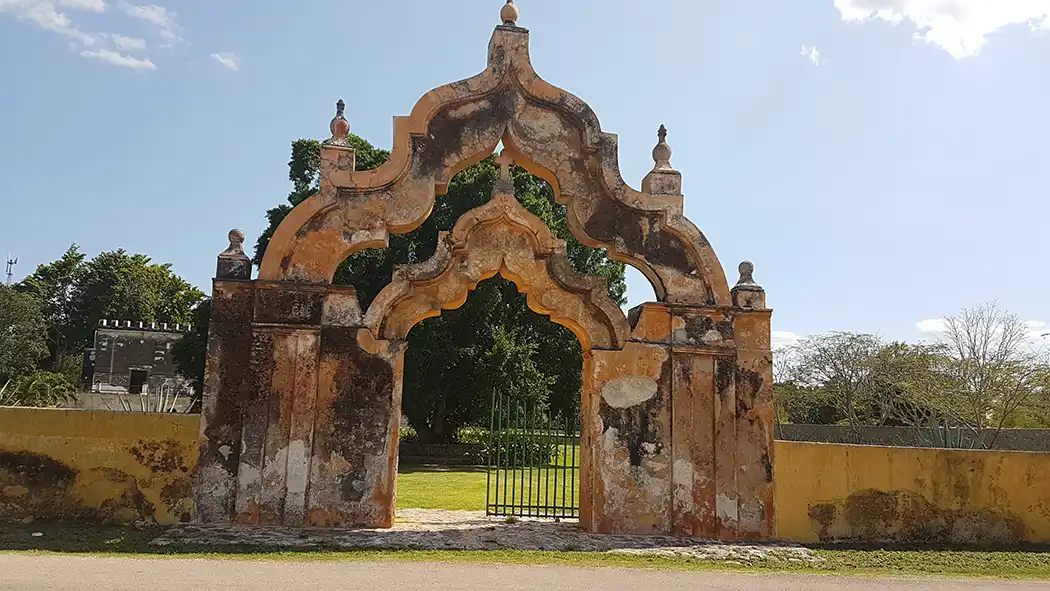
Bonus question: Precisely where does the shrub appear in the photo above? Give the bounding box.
[456,426,489,444]
[0,372,77,408]
[482,432,557,467]
[400,424,418,443]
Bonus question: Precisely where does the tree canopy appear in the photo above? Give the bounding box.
[0,286,49,385]
[774,302,1050,445]
[16,246,205,387]
[254,135,628,442]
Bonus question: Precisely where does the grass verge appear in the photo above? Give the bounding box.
[2,520,1049,579]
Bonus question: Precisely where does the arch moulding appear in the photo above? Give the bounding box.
[196,7,777,541]
[257,19,730,307]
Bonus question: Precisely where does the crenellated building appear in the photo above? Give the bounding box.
[79,319,195,412]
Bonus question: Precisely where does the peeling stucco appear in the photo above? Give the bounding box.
[0,408,198,524]
[195,13,776,541]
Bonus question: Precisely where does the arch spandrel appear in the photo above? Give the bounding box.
[364,193,630,351]
[258,24,730,307]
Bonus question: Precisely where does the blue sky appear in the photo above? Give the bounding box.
[2,0,1050,348]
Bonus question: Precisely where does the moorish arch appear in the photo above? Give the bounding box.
[196,2,775,539]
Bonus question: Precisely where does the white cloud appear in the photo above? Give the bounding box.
[916,318,949,333]
[0,0,216,69]
[118,1,181,45]
[801,44,823,65]
[0,0,100,46]
[917,316,1050,347]
[210,51,240,71]
[1024,321,1050,345]
[834,0,1050,58]
[772,330,802,350]
[80,47,155,69]
[108,32,145,50]
[57,0,105,11]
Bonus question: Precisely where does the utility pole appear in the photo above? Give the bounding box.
[4,255,16,286]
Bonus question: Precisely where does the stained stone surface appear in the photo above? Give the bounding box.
[153,509,818,563]
[196,11,775,539]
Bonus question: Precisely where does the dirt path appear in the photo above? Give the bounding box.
[1,555,1047,590]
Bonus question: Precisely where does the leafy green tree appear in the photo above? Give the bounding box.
[254,136,628,442]
[19,249,205,360]
[16,245,85,367]
[253,137,391,267]
[0,286,49,386]
[172,298,210,412]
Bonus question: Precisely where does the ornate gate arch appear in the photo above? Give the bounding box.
[197,4,775,539]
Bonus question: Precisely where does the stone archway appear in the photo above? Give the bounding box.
[196,4,776,540]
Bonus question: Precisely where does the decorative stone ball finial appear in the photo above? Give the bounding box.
[224,229,246,256]
[329,99,350,143]
[736,261,757,287]
[501,0,519,26]
[652,124,673,170]
[217,228,251,280]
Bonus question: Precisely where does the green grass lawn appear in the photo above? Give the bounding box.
[396,466,487,511]
[396,463,579,512]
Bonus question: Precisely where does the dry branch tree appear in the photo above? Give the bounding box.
[938,302,1049,447]
[783,332,883,428]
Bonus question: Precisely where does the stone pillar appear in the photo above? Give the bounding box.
[729,262,775,539]
[307,327,403,528]
[584,340,674,535]
[666,305,736,538]
[232,282,326,526]
[196,230,255,524]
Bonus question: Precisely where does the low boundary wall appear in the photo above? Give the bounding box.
[0,407,198,525]
[3,408,1050,545]
[775,441,1050,545]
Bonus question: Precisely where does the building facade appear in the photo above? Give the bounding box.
[80,320,195,412]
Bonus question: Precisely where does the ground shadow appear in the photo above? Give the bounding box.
[396,463,487,475]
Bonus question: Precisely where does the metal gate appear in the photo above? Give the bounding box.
[486,393,580,519]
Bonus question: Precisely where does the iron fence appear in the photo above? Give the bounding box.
[486,393,580,519]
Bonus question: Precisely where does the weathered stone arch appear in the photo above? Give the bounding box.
[256,21,729,306]
[364,192,630,351]
[196,5,776,540]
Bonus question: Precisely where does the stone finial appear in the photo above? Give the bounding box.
[223,229,245,256]
[731,260,766,309]
[642,124,682,196]
[493,149,515,194]
[501,0,519,26]
[736,261,757,287]
[652,124,673,171]
[329,99,350,145]
[217,228,251,280]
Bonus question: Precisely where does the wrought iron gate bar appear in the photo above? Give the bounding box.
[486,392,579,519]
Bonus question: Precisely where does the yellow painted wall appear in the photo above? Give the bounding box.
[4,409,1050,544]
[775,441,1050,545]
[0,407,199,525]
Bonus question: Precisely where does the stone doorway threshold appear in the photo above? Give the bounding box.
[151,509,818,563]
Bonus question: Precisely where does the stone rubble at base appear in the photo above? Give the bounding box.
[153,508,818,564]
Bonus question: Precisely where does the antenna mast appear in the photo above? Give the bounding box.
[4,255,16,286]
